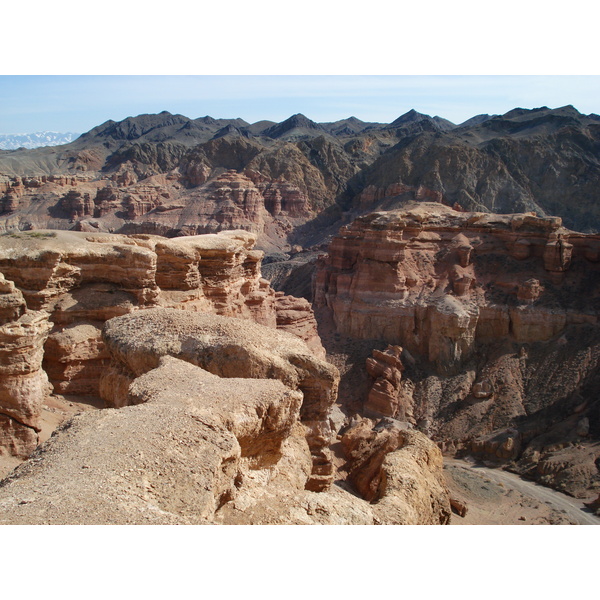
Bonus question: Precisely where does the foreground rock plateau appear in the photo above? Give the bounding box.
[0,350,451,524]
[315,202,600,498]
[0,227,451,524]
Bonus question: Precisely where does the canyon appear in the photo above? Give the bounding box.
[315,202,600,499]
[0,228,451,524]
[1,106,599,524]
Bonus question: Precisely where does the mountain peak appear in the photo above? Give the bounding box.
[264,113,324,139]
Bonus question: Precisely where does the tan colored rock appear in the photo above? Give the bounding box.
[450,496,468,518]
[0,230,324,458]
[43,323,109,395]
[275,292,326,359]
[0,359,294,524]
[0,275,52,456]
[0,356,452,525]
[100,309,339,491]
[341,417,451,524]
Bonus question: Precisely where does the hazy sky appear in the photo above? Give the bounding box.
[1,75,600,135]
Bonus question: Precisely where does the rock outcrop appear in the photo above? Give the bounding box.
[100,309,338,491]
[0,354,451,525]
[340,417,451,524]
[0,273,52,457]
[364,345,412,419]
[0,229,323,457]
[316,203,600,496]
[315,203,600,372]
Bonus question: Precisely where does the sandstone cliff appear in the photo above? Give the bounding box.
[315,203,600,497]
[0,273,52,457]
[0,229,322,457]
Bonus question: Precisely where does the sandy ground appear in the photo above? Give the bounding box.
[445,458,600,525]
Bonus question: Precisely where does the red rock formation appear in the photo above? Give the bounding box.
[58,190,95,220]
[0,166,313,250]
[315,203,600,372]
[0,229,324,457]
[365,345,413,419]
[0,273,52,457]
[357,182,444,209]
[316,202,600,496]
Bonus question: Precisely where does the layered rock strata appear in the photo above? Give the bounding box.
[0,229,323,457]
[100,309,338,491]
[0,273,52,457]
[315,203,600,496]
[0,355,451,524]
[0,169,313,251]
[315,203,600,373]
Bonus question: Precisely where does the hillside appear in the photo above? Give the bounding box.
[1,105,599,253]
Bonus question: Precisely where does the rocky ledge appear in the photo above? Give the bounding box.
[0,340,450,524]
[0,229,322,457]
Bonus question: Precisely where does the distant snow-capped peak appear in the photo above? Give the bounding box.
[0,131,80,150]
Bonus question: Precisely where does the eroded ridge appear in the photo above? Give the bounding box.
[0,354,451,525]
[0,229,322,457]
[100,309,338,492]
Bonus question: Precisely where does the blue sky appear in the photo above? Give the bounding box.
[1,75,600,135]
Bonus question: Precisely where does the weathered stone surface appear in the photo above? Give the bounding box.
[315,203,600,372]
[0,356,451,525]
[100,309,339,491]
[43,323,109,395]
[341,417,451,524]
[0,230,323,457]
[365,345,413,419]
[0,275,52,455]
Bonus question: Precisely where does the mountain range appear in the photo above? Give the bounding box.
[0,131,80,150]
[1,105,600,241]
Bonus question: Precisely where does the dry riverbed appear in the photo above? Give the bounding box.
[445,458,600,525]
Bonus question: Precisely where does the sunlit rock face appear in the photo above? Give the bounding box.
[0,229,323,458]
[315,202,600,496]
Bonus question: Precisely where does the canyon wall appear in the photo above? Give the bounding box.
[0,170,314,252]
[0,229,323,457]
[315,202,600,497]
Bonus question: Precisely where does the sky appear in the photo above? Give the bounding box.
[1,75,600,135]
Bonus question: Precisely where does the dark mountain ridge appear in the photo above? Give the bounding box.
[1,104,600,241]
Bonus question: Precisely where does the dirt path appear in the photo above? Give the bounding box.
[445,458,600,525]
